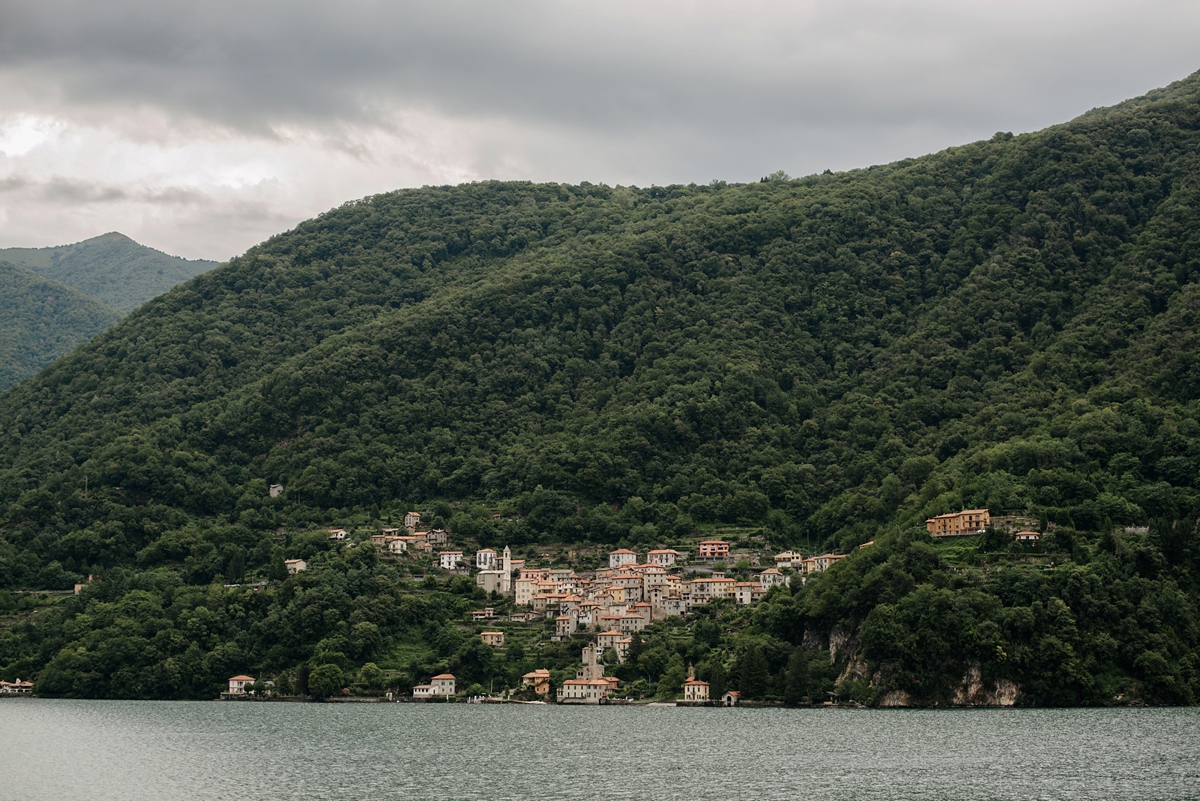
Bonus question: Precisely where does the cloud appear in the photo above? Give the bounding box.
[0,1,1197,258]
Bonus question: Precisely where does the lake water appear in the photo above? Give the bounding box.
[2,700,1199,800]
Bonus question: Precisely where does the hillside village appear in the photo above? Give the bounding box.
[249,507,1034,704]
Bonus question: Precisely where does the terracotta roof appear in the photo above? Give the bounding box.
[431,673,456,680]
[229,675,255,681]
[609,548,637,555]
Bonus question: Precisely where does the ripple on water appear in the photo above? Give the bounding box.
[2,701,1199,801]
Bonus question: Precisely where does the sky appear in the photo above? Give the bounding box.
[1,1,1198,261]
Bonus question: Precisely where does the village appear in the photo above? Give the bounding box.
[227,508,1025,705]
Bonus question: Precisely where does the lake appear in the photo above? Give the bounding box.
[2,700,1198,800]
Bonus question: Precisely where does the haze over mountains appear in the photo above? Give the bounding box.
[1,72,1199,705]
[0,233,217,390]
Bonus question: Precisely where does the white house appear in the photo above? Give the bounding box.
[476,549,497,569]
[757,568,789,590]
[268,484,284,498]
[412,673,456,698]
[439,551,464,570]
[387,539,407,555]
[228,675,255,695]
[284,559,307,575]
[647,548,682,567]
[328,529,348,541]
[0,679,33,695]
[608,548,638,569]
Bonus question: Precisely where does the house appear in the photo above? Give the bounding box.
[758,568,789,590]
[734,581,759,605]
[721,690,741,706]
[596,630,624,652]
[414,673,456,698]
[619,614,648,633]
[647,548,682,567]
[439,551,464,570]
[328,529,348,541]
[471,608,496,622]
[481,631,505,647]
[404,511,421,531]
[387,538,407,555]
[284,559,307,575]
[227,675,255,695]
[0,679,34,695]
[514,577,537,606]
[555,614,577,639]
[476,570,506,595]
[690,576,737,604]
[773,550,802,568]
[800,553,846,575]
[1015,530,1041,544]
[696,540,730,561]
[427,529,449,547]
[522,669,552,697]
[558,678,613,704]
[608,548,638,569]
[925,509,991,537]
[683,670,710,703]
[476,549,497,570]
[268,484,284,498]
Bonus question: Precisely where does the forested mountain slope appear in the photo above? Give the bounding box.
[0,232,218,314]
[0,260,122,390]
[2,71,1199,705]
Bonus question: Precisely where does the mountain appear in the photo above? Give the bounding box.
[2,72,1200,705]
[0,260,122,390]
[0,232,218,314]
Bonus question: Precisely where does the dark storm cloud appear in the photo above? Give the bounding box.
[4,0,1198,176]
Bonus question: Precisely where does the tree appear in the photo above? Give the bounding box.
[738,643,770,700]
[359,662,385,692]
[308,664,344,698]
[784,646,809,705]
[706,659,727,700]
[296,664,311,696]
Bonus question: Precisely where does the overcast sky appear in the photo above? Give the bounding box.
[1,0,1198,261]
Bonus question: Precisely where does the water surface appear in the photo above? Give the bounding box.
[3,700,1198,800]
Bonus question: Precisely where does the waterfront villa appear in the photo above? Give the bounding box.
[413,673,456,698]
[227,675,255,695]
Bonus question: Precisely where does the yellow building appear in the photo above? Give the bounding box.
[925,509,990,537]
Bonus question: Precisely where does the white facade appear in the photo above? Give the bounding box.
[439,551,464,570]
[608,549,638,569]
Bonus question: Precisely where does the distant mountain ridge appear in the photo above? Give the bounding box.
[0,232,219,390]
[0,259,121,390]
[0,232,218,314]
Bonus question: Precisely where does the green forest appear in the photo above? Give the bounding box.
[0,232,218,314]
[0,233,218,390]
[2,71,1200,705]
[0,260,121,391]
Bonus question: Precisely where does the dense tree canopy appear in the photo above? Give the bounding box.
[2,71,1200,704]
